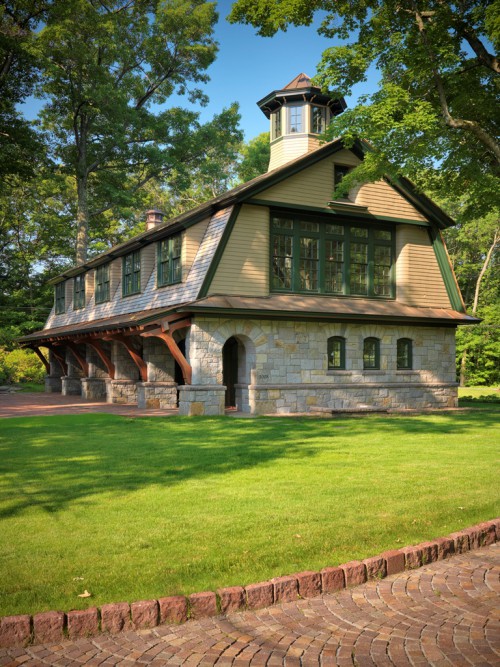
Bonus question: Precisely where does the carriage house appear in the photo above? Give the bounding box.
[20,74,476,415]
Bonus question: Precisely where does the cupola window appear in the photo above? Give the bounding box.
[311,106,328,134]
[288,105,303,133]
[272,110,282,140]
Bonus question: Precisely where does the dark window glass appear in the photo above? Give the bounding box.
[55,282,65,314]
[158,235,182,287]
[123,250,141,296]
[95,263,110,303]
[328,336,346,370]
[363,337,380,370]
[333,165,352,200]
[73,274,85,310]
[270,215,393,298]
[311,106,327,133]
[272,110,282,139]
[397,338,413,369]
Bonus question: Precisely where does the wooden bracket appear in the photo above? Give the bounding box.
[29,346,50,374]
[46,345,68,376]
[141,328,192,385]
[82,339,115,379]
[64,342,89,376]
[105,334,147,381]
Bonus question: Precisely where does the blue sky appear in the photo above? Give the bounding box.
[21,0,380,142]
[199,1,379,140]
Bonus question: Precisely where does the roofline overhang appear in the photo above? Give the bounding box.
[257,87,347,118]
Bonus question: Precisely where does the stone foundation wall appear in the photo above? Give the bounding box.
[143,338,175,382]
[187,317,458,414]
[107,379,137,404]
[112,341,140,381]
[45,376,62,393]
[81,378,108,401]
[87,343,111,379]
[178,385,225,416]
[61,376,82,396]
[137,382,177,409]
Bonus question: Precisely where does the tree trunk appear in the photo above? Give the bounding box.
[459,229,499,386]
[75,121,89,265]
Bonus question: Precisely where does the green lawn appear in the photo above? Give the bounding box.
[0,411,498,617]
[458,385,500,403]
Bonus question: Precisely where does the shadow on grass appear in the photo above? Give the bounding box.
[0,408,498,519]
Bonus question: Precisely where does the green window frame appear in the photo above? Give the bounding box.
[397,338,413,370]
[328,336,346,370]
[270,214,394,298]
[73,274,86,310]
[363,337,380,370]
[157,234,182,287]
[55,282,65,314]
[95,263,110,304]
[272,110,282,140]
[122,250,141,296]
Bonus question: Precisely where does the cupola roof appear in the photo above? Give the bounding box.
[257,72,346,118]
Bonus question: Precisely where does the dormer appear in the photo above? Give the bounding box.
[257,73,346,171]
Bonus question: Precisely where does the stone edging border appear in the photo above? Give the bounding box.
[1,519,498,648]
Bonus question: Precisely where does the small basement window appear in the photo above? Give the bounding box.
[328,336,346,370]
[397,338,413,369]
[363,337,380,370]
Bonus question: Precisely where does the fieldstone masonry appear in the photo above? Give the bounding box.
[137,382,177,409]
[185,317,458,415]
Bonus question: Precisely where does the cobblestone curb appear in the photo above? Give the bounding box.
[1,519,498,648]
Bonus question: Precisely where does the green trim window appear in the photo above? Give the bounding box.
[363,337,380,370]
[311,105,327,134]
[397,338,413,369]
[55,282,65,314]
[73,274,85,310]
[272,110,282,140]
[122,250,141,296]
[328,336,346,370]
[157,234,182,287]
[95,263,110,304]
[288,104,303,133]
[333,164,351,200]
[271,214,394,297]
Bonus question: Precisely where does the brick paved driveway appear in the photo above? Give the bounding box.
[0,392,176,418]
[1,544,498,666]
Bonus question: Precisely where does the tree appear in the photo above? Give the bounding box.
[237,131,270,182]
[229,1,499,220]
[34,0,242,264]
[442,205,499,385]
[0,1,48,187]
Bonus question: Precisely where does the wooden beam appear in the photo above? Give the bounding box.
[83,339,115,379]
[46,345,68,376]
[105,334,147,381]
[29,346,50,374]
[141,330,192,385]
[64,342,89,376]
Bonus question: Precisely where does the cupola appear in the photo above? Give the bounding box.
[257,73,346,171]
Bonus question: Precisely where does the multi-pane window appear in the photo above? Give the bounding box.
[272,110,282,140]
[122,250,141,296]
[363,337,380,370]
[55,281,66,314]
[397,338,413,369]
[271,214,393,297]
[288,105,303,133]
[157,234,182,287]
[333,164,352,200]
[95,263,110,304]
[328,336,346,370]
[311,106,327,133]
[73,274,85,310]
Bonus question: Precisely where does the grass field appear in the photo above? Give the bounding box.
[0,410,499,617]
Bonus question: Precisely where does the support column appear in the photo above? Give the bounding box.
[136,337,177,409]
[178,385,226,416]
[45,348,64,393]
[105,339,141,404]
[80,341,112,401]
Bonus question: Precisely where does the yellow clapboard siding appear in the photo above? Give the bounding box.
[209,204,269,296]
[396,225,451,307]
[260,149,427,222]
[183,216,210,280]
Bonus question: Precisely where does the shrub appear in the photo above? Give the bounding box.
[0,347,46,384]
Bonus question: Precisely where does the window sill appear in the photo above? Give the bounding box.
[157,280,182,289]
[122,291,141,298]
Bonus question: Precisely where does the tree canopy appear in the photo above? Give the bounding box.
[229,0,499,220]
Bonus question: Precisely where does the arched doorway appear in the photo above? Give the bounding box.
[222,337,239,408]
